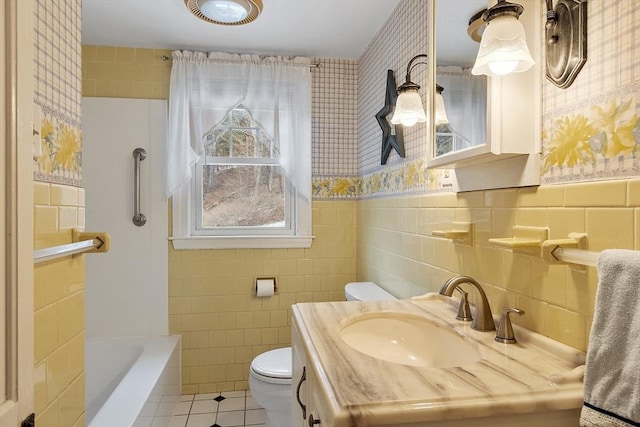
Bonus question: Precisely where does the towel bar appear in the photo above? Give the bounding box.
[541,233,598,268]
[34,230,110,264]
[551,247,599,267]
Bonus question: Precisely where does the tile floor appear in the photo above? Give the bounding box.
[169,391,266,427]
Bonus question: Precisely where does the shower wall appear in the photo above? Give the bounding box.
[82,97,169,338]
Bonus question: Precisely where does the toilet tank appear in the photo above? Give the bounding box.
[345,282,396,301]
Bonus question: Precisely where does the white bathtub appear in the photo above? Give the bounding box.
[86,336,181,427]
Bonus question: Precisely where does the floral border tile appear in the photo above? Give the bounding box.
[541,91,640,184]
[33,114,83,187]
[312,159,451,200]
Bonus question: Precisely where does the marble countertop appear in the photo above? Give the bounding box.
[292,295,585,425]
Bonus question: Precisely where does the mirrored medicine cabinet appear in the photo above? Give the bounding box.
[426,0,542,191]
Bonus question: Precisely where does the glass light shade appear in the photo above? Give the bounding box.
[471,14,534,76]
[434,92,449,125]
[390,89,427,127]
[198,0,250,23]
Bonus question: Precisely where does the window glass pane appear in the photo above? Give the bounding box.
[208,129,230,157]
[231,108,250,126]
[204,108,276,159]
[202,165,285,227]
[257,130,275,158]
[231,129,255,157]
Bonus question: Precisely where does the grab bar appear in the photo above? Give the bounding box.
[34,230,110,264]
[133,148,147,226]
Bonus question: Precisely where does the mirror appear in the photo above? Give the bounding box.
[433,0,488,158]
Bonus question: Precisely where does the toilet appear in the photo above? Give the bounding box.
[248,281,396,427]
[344,281,396,301]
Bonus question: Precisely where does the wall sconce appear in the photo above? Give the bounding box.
[545,0,587,88]
[471,0,535,76]
[435,84,449,125]
[390,54,449,128]
[390,54,428,127]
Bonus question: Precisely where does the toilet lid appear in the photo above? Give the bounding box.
[250,348,292,380]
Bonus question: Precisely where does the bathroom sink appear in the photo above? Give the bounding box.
[339,312,481,368]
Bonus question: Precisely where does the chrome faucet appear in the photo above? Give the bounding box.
[439,275,496,332]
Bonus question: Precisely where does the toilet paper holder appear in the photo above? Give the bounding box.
[256,277,277,296]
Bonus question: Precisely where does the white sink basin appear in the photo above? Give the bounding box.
[339,312,481,368]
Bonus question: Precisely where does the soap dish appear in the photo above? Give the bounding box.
[488,226,549,250]
[432,222,473,246]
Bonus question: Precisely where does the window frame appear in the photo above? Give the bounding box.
[170,108,312,250]
[170,181,312,249]
[192,159,294,237]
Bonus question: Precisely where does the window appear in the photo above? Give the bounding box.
[195,107,290,234]
[167,51,312,249]
[171,107,312,250]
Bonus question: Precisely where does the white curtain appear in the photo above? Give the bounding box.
[436,66,487,149]
[166,50,312,201]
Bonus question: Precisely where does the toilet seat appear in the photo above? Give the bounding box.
[250,348,292,385]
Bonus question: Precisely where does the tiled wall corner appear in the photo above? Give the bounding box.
[34,182,86,427]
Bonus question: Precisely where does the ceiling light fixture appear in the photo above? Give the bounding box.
[471,0,534,76]
[185,0,263,25]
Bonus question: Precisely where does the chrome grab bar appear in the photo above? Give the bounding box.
[133,148,147,226]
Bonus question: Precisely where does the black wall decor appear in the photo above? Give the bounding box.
[376,69,405,165]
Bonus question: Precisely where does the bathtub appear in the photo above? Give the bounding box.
[86,336,181,427]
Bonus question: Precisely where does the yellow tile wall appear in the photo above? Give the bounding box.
[356,178,640,352]
[33,182,86,427]
[170,201,356,393]
[82,46,173,99]
[81,46,360,392]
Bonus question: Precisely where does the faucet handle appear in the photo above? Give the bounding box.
[454,287,473,322]
[495,307,525,344]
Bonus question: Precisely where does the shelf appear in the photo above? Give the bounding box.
[488,226,549,250]
[432,222,473,246]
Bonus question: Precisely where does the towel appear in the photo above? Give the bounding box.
[580,249,640,427]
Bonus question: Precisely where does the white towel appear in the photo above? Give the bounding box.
[580,249,640,427]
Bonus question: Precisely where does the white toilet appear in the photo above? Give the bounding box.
[248,281,396,427]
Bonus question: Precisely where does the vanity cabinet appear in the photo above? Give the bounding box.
[292,319,331,427]
[291,299,584,427]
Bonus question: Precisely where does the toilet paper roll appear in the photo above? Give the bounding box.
[256,278,276,297]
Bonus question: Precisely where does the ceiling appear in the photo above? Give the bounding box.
[81,0,402,59]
